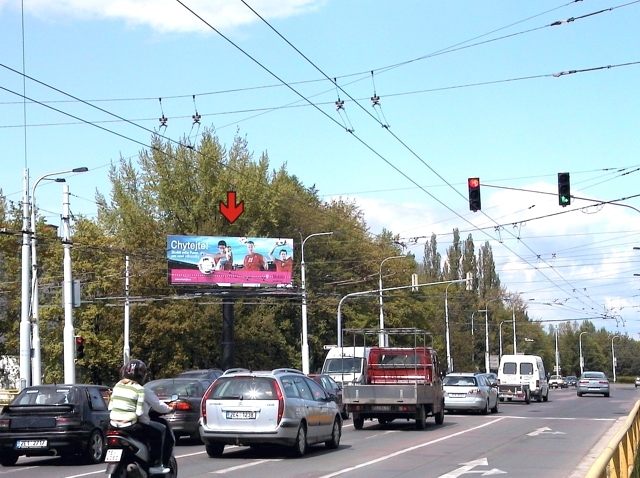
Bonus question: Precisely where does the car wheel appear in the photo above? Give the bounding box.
[536,393,542,403]
[0,452,18,467]
[481,400,489,415]
[415,405,427,430]
[205,443,225,458]
[499,397,504,402]
[353,416,364,430]
[435,403,445,425]
[491,398,499,414]
[291,423,307,457]
[543,390,549,402]
[525,391,531,404]
[605,392,610,398]
[325,418,341,449]
[577,391,583,397]
[84,429,105,464]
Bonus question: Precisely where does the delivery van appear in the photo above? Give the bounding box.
[321,346,372,386]
[497,354,549,403]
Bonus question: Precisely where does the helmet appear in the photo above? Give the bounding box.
[121,359,147,383]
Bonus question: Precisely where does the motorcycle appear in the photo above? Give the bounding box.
[104,396,179,478]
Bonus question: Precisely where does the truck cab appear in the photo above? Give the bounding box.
[321,347,371,386]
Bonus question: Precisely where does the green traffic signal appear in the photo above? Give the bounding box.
[557,172,570,206]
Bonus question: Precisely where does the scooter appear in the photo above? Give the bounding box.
[104,399,178,478]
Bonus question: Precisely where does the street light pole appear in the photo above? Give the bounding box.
[512,303,517,355]
[379,255,404,347]
[480,298,501,373]
[444,281,456,373]
[612,335,621,383]
[30,167,88,385]
[301,231,335,375]
[499,320,513,360]
[579,331,589,375]
[20,169,31,389]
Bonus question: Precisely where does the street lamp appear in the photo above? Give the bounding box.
[379,255,404,347]
[579,331,589,375]
[30,167,88,385]
[480,298,501,373]
[499,319,514,360]
[612,335,621,383]
[301,231,336,375]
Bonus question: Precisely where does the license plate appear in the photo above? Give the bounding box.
[226,411,256,419]
[16,440,47,449]
[449,394,465,398]
[105,449,123,462]
[371,405,391,411]
[588,387,600,391]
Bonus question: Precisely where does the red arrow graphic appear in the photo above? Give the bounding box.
[219,191,244,223]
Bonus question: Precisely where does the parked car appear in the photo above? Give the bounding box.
[199,368,343,457]
[566,375,578,387]
[308,373,349,419]
[145,378,213,441]
[577,371,610,397]
[635,377,640,388]
[177,369,223,381]
[443,372,498,414]
[0,384,112,466]
[549,375,567,389]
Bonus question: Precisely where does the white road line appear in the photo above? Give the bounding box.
[210,458,282,474]
[318,417,506,478]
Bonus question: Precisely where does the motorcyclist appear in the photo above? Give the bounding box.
[108,359,171,474]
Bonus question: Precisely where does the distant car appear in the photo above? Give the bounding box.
[177,369,223,381]
[549,375,567,389]
[199,368,342,458]
[443,372,498,414]
[577,371,610,397]
[0,384,112,466]
[308,373,348,419]
[635,377,640,388]
[145,378,213,441]
[566,375,578,387]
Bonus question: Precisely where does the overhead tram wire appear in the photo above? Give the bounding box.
[234,3,612,323]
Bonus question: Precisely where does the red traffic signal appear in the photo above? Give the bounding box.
[75,335,85,359]
[468,177,481,212]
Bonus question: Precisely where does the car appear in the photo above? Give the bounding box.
[145,377,213,441]
[0,384,112,466]
[308,373,349,419]
[577,371,610,397]
[443,372,499,414]
[549,375,567,389]
[199,368,343,458]
[477,372,498,387]
[177,369,223,381]
[635,377,640,388]
[566,375,578,387]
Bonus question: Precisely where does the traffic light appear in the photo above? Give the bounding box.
[75,336,85,359]
[558,172,571,206]
[468,177,481,212]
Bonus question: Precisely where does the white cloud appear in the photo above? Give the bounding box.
[2,0,324,33]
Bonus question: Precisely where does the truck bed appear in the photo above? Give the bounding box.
[343,383,437,405]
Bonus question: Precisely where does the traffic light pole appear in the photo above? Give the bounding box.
[62,185,75,384]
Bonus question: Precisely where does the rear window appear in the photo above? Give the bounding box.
[14,387,75,405]
[323,358,362,373]
[209,377,276,400]
[520,363,534,375]
[146,380,204,398]
[583,372,606,380]
[503,362,517,374]
[444,376,477,386]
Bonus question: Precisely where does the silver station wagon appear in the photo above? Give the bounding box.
[199,368,342,457]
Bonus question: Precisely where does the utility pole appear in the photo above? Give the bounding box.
[123,256,130,365]
[19,169,31,389]
[62,185,75,384]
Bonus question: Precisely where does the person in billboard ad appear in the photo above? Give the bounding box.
[166,235,293,287]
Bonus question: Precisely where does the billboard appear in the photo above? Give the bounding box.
[167,235,294,287]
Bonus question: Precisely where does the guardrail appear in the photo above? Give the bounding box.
[586,399,640,478]
[0,389,19,406]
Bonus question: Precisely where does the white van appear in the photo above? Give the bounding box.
[321,347,371,386]
[497,354,549,403]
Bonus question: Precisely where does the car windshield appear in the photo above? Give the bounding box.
[14,387,74,405]
[443,376,477,386]
[583,372,606,379]
[323,358,363,374]
[210,377,276,400]
[145,379,203,398]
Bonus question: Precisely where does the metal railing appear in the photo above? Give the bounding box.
[0,389,19,406]
[586,399,640,478]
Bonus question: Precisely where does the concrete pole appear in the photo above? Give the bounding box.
[512,304,517,355]
[379,256,403,347]
[444,282,454,373]
[20,169,31,389]
[123,255,130,365]
[62,185,75,384]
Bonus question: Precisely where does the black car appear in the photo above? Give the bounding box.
[566,375,578,387]
[145,378,213,441]
[177,369,223,381]
[0,384,112,466]
[308,373,348,419]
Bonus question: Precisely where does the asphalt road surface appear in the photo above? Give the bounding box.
[3,384,639,478]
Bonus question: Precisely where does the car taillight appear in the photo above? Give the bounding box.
[600,381,609,385]
[0,419,9,429]
[467,388,482,395]
[273,379,284,425]
[55,417,82,427]
[201,382,216,420]
[172,400,192,412]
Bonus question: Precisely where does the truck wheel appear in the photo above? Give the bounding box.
[353,416,364,430]
[542,390,549,402]
[525,390,531,404]
[435,404,445,425]
[415,405,427,430]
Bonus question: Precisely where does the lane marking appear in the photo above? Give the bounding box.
[319,417,506,478]
[210,458,282,474]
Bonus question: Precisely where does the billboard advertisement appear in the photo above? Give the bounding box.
[167,235,294,287]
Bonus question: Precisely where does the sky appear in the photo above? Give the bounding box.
[1,0,640,340]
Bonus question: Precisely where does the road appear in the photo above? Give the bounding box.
[2,384,638,478]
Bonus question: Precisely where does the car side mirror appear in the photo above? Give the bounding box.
[327,393,338,401]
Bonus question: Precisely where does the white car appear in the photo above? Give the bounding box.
[635,377,640,388]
